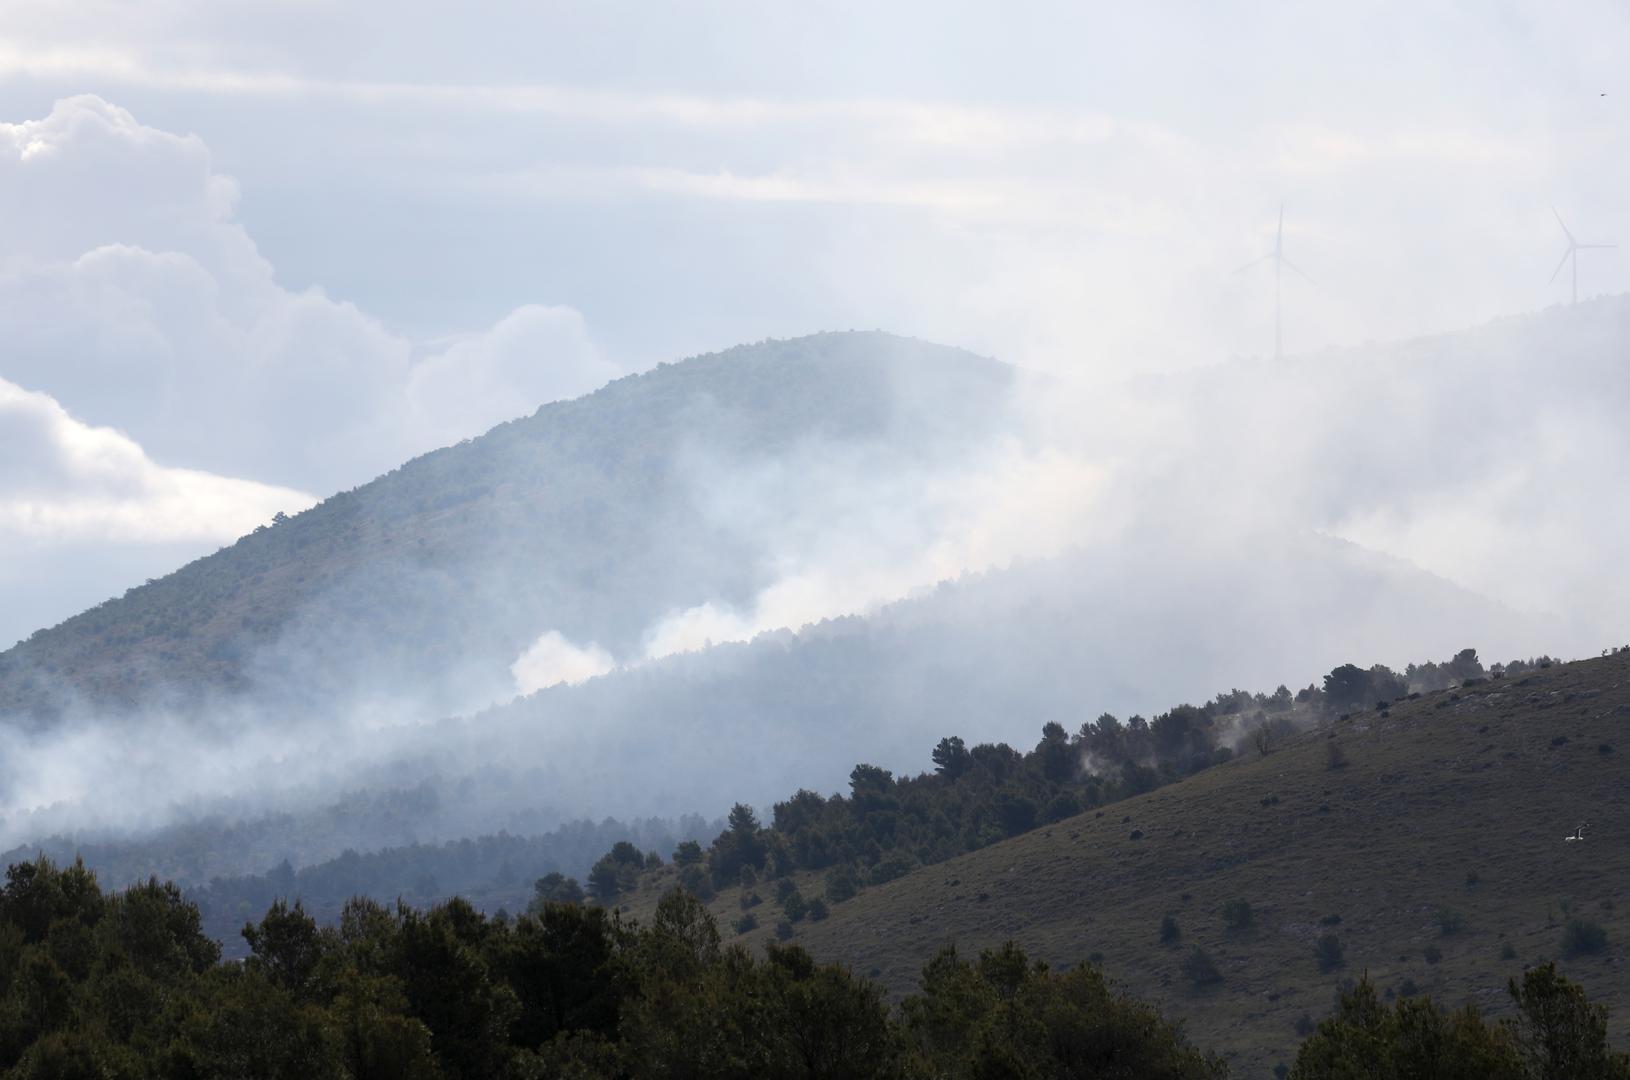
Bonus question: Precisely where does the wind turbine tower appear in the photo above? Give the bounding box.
[1237,203,1314,360]
[1549,209,1616,304]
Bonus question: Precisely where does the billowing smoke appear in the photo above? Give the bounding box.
[1,83,1628,896]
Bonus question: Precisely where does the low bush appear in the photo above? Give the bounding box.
[1315,933,1345,971]
[1182,948,1224,988]
[1562,918,1608,957]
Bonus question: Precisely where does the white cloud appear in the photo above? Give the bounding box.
[408,304,621,448]
[0,96,620,499]
[0,375,312,543]
[0,95,628,642]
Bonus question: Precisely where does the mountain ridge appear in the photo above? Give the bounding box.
[0,330,1013,723]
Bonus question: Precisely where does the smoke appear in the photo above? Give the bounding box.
[3,297,1626,867]
[3,59,1630,888]
[512,631,616,693]
[629,435,1104,665]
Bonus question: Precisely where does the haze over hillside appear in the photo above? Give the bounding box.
[2,299,1626,854]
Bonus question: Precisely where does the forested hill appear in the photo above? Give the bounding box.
[614,649,1630,1078]
[0,332,1014,723]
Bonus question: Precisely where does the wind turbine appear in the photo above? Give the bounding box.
[1549,208,1615,304]
[1236,203,1314,360]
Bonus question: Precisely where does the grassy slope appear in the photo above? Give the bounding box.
[622,652,1630,1077]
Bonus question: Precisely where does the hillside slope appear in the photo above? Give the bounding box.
[0,332,1014,722]
[634,651,1630,1077]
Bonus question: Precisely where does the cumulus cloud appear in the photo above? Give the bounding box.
[407,305,621,449]
[0,375,312,543]
[0,95,627,640]
[0,96,621,497]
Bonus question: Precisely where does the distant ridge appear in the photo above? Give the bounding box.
[0,331,1013,724]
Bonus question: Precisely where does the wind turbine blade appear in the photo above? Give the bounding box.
[1548,247,1571,285]
[1233,253,1274,274]
[1553,207,1577,244]
[1280,256,1316,286]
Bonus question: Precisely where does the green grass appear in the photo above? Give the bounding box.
[618,652,1630,1076]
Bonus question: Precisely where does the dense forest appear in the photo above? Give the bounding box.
[3,857,1625,1079]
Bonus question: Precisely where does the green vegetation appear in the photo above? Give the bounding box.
[684,650,1629,1077]
[1314,933,1345,972]
[6,856,1627,1079]
[1182,947,1225,988]
[575,648,1510,922]
[1563,918,1610,957]
[1292,968,1630,1079]
[0,857,1232,1078]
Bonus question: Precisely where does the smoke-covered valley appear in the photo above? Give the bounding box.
[1,298,1625,888]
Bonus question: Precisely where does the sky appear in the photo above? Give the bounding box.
[1,1,1629,646]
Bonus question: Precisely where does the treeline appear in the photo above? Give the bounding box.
[0,857,1222,1078]
[4,858,1626,1079]
[184,817,711,947]
[581,649,1529,911]
[7,795,713,951]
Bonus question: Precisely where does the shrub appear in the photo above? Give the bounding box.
[529,872,585,910]
[1159,914,1181,945]
[1320,914,1343,926]
[774,877,798,902]
[824,866,860,904]
[1315,933,1345,971]
[1221,898,1254,931]
[1044,792,1083,822]
[782,892,807,922]
[868,856,913,886]
[1326,742,1349,770]
[1294,1013,1315,1036]
[1435,906,1465,936]
[732,912,758,935]
[672,840,703,866]
[774,919,794,942]
[1500,942,1518,961]
[1423,945,1442,964]
[1562,918,1608,957]
[738,891,762,911]
[1398,978,1419,997]
[678,863,715,900]
[1465,871,1481,889]
[807,898,829,922]
[1181,947,1223,987]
